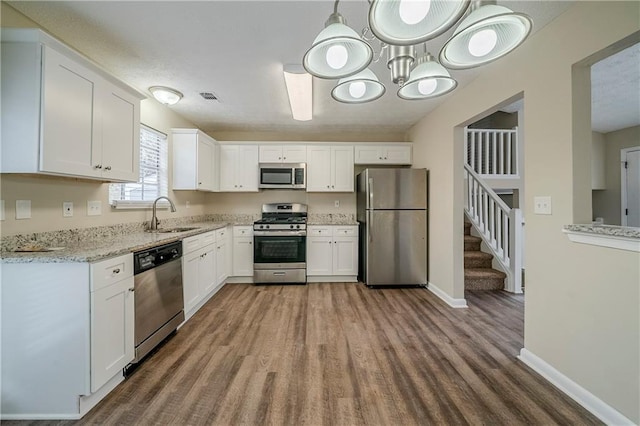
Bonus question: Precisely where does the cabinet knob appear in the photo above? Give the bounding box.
[94,164,102,169]
[327,185,330,188]
[199,182,202,185]
[331,185,335,188]
[113,268,120,274]
[234,185,238,188]
[379,157,383,160]
[104,166,112,171]
[128,288,135,292]
[278,157,282,160]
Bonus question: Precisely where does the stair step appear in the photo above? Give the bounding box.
[464,251,493,268]
[464,235,482,251]
[464,221,472,236]
[465,268,506,291]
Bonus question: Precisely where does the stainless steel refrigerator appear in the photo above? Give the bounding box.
[357,168,428,287]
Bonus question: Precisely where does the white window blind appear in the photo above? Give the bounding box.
[109,125,168,208]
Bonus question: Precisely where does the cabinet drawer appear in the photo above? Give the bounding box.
[201,231,216,246]
[333,226,358,237]
[308,227,331,237]
[182,234,202,253]
[215,227,227,241]
[233,226,254,237]
[91,253,134,291]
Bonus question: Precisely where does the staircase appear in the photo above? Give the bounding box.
[464,221,507,291]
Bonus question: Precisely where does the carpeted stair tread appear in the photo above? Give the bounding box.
[464,251,493,268]
[464,268,506,290]
[464,268,506,279]
[464,234,482,251]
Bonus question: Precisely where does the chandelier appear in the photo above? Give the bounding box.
[302,0,532,103]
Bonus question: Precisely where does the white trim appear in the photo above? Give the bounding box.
[225,276,254,284]
[79,372,124,417]
[306,276,358,283]
[621,146,640,227]
[426,281,468,308]
[1,413,82,420]
[563,229,640,252]
[518,348,635,426]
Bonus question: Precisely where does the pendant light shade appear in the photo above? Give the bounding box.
[331,69,385,103]
[303,13,373,79]
[149,86,183,105]
[439,4,532,69]
[368,0,470,46]
[398,53,457,100]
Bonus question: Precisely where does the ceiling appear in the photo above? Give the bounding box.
[8,1,633,137]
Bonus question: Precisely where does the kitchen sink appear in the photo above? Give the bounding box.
[148,227,200,233]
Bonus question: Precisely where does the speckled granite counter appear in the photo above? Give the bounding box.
[0,213,262,263]
[307,213,358,226]
[563,224,640,252]
[563,224,640,239]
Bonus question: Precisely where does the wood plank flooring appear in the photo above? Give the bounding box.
[11,284,601,425]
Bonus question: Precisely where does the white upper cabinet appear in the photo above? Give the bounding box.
[354,144,412,165]
[173,129,218,192]
[1,29,142,182]
[219,144,259,192]
[306,145,354,192]
[259,145,307,163]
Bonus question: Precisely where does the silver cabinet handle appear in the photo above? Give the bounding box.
[273,272,286,276]
[104,166,111,170]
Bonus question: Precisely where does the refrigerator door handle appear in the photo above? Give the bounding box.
[368,211,373,243]
[368,177,374,210]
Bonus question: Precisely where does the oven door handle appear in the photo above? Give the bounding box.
[253,230,307,237]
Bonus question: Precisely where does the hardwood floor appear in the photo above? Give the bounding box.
[12,283,600,425]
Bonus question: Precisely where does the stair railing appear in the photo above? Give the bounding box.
[465,127,518,177]
[464,163,523,293]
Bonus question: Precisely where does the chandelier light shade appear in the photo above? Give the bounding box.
[368,0,470,46]
[331,68,386,104]
[149,86,183,105]
[397,53,457,100]
[439,4,533,69]
[303,12,373,79]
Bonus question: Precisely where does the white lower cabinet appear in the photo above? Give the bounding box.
[307,225,358,281]
[182,227,230,320]
[232,226,254,279]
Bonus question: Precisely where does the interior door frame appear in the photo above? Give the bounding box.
[620,146,640,226]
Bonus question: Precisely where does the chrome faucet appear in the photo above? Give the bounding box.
[149,196,177,231]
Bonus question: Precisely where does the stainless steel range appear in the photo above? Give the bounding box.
[253,203,307,284]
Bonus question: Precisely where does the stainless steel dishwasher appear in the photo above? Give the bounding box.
[129,241,184,371]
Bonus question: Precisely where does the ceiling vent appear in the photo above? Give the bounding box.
[199,92,219,101]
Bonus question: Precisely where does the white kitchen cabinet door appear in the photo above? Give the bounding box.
[259,145,283,163]
[233,237,254,276]
[353,146,383,164]
[215,239,228,285]
[173,129,218,191]
[333,237,358,276]
[199,244,217,297]
[100,83,140,182]
[307,236,333,276]
[219,145,259,191]
[41,45,101,178]
[282,145,307,162]
[182,250,201,314]
[306,146,332,191]
[384,145,411,165]
[90,276,134,392]
[331,146,354,192]
[354,144,412,165]
[197,138,215,191]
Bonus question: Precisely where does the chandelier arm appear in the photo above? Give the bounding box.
[333,0,339,14]
[372,42,388,63]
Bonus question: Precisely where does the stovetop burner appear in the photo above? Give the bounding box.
[254,217,306,225]
[254,203,308,231]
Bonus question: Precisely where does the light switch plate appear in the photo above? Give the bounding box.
[16,200,31,219]
[87,200,102,216]
[534,196,552,215]
[63,201,74,217]
[0,200,4,221]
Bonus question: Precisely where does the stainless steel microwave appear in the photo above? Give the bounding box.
[258,163,306,189]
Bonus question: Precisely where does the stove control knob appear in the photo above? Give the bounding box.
[290,224,294,229]
[296,225,300,229]
[259,225,264,229]
[266,225,270,229]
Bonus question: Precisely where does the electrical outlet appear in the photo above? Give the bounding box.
[334,200,340,208]
[87,200,102,216]
[534,196,552,215]
[186,201,191,209]
[63,201,74,217]
[16,200,31,219]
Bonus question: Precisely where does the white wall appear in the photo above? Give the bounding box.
[409,2,639,422]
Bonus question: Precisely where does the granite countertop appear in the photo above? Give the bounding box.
[307,213,358,226]
[1,222,228,264]
[563,224,640,239]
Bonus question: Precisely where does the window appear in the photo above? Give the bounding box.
[109,125,168,208]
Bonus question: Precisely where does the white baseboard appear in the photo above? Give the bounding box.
[518,348,634,425]
[79,371,125,418]
[1,413,81,420]
[307,276,358,283]
[225,276,253,284]
[426,281,468,308]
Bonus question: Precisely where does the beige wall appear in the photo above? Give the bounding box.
[409,2,639,422]
[592,126,640,225]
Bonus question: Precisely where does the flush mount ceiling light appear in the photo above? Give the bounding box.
[149,86,183,105]
[283,65,313,121]
[301,0,532,103]
[439,2,533,69]
[398,53,457,100]
[331,68,386,103]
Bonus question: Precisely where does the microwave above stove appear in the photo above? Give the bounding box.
[259,163,306,189]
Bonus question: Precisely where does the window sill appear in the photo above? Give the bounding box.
[110,200,172,210]
[563,224,640,252]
